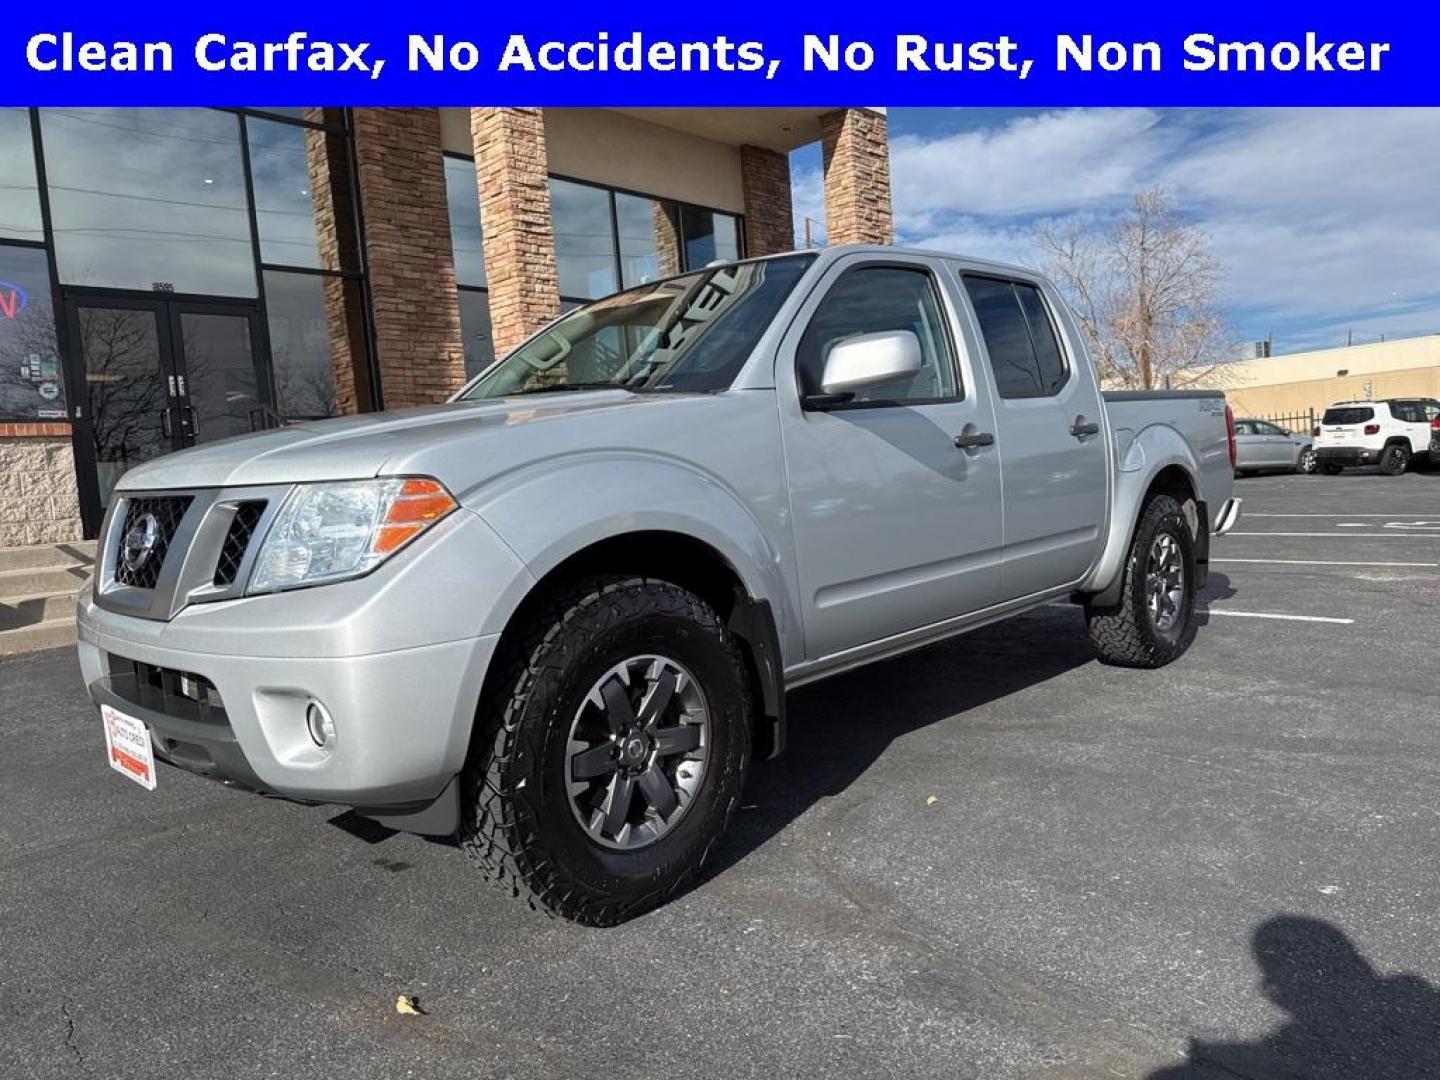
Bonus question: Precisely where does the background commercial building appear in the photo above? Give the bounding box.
[0,106,894,546]
[1189,336,1440,426]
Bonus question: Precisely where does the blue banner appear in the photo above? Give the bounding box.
[2,2,1434,105]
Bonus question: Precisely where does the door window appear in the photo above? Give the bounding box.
[74,304,170,510]
[177,311,261,443]
[797,266,959,405]
[963,276,1069,398]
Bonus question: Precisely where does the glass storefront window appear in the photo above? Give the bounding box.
[264,269,368,419]
[681,206,742,270]
[445,157,487,288]
[615,192,679,288]
[458,289,495,379]
[0,110,43,242]
[40,107,257,297]
[0,244,65,420]
[551,178,617,300]
[247,117,323,269]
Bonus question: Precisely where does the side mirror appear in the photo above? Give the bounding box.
[814,330,922,404]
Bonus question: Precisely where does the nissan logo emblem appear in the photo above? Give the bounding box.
[121,512,161,573]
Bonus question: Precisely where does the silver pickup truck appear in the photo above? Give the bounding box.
[77,246,1240,924]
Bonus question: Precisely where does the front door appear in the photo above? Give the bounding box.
[778,256,1006,662]
[64,291,270,534]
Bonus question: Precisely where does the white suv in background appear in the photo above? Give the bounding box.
[1314,398,1440,475]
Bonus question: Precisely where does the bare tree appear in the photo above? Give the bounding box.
[1038,187,1233,390]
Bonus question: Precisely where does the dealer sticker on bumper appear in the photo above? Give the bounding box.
[101,704,157,791]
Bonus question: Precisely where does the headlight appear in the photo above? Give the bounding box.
[248,477,457,594]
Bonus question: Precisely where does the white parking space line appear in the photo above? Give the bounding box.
[1213,558,1439,568]
[1245,513,1425,517]
[1226,531,1436,539]
[1205,609,1355,625]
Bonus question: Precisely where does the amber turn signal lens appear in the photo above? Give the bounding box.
[373,479,456,555]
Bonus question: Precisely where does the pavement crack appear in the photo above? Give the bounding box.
[61,998,84,1069]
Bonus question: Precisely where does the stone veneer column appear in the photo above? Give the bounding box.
[819,109,894,246]
[739,145,795,255]
[471,108,560,355]
[350,108,466,408]
[0,424,83,547]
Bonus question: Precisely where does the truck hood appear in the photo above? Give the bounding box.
[116,391,660,492]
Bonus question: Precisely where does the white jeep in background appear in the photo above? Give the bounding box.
[1313,398,1440,475]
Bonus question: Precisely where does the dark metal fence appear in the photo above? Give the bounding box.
[1255,410,1319,435]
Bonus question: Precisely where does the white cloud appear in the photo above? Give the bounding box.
[887,107,1440,349]
[891,108,1170,227]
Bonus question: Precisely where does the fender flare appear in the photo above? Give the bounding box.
[1082,424,1207,608]
[469,455,796,757]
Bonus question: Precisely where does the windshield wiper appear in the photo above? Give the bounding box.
[510,381,628,396]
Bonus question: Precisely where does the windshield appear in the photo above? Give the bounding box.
[460,254,816,399]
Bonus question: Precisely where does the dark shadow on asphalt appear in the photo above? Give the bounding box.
[1147,914,1440,1080]
[713,605,1095,876]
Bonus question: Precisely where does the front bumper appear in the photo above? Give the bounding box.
[76,508,532,820]
[1315,446,1380,466]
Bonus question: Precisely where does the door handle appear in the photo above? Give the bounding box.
[953,430,995,450]
[1071,416,1101,438]
[160,408,172,439]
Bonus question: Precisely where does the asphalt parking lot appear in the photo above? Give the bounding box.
[3,470,1439,1079]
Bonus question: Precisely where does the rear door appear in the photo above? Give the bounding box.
[957,272,1109,598]
[1389,400,1433,452]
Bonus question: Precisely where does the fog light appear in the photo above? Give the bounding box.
[305,701,335,749]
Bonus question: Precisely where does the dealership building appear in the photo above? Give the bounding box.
[0,107,893,547]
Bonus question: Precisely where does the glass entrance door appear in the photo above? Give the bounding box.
[65,291,270,534]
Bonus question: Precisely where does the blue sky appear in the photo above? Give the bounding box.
[792,108,1440,356]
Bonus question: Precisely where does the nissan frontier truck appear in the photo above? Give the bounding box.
[78,246,1240,924]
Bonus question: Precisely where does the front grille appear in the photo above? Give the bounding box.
[114,496,192,589]
[213,501,266,586]
[106,654,228,726]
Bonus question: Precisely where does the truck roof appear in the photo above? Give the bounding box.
[810,243,1045,281]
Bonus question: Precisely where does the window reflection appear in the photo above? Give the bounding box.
[616,192,680,287]
[0,245,64,420]
[75,305,168,508]
[247,118,322,269]
[445,157,487,288]
[458,289,495,379]
[0,110,42,241]
[265,269,368,419]
[682,206,742,270]
[551,178,616,299]
[40,108,256,296]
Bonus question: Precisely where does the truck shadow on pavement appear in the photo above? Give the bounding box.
[719,569,1239,877]
[1146,914,1440,1080]
[715,605,1095,876]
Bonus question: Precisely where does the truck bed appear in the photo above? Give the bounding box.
[1103,389,1233,522]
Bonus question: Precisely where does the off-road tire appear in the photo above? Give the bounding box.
[1321,463,1344,476]
[1379,443,1410,476]
[1085,494,1198,669]
[459,576,751,926]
